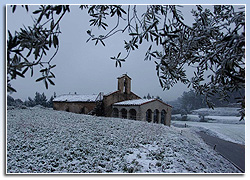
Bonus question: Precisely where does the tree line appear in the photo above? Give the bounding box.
[171,88,244,115]
[7,92,56,108]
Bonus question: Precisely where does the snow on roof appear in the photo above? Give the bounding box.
[117,74,131,79]
[104,90,120,96]
[113,99,156,106]
[53,94,100,102]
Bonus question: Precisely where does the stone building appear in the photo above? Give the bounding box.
[102,74,141,117]
[53,94,103,114]
[53,74,172,126]
[112,98,172,126]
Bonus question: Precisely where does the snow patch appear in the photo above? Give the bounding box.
[53,94,100,102]
[172,121,245,145]
[114,99,155,106]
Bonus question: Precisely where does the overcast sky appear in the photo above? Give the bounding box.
[5,5,234,102]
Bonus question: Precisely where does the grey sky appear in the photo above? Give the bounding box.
[7,5,203,102]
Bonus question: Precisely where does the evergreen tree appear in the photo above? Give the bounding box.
[180,90,206,113]
[47,96,54,108]
[7,95,15,106]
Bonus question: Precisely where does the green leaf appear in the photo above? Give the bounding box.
[25,5,29,12]
[118,60,121,67]
[50,20,54,30]
[55,6,62,15]
[36,76,45,82]
[31,67,34,77]
[33,9,42,14]
[7,85,17,92]
[12,5,17,13]
[50,64,56,69]
[37,13,43,24]
[159,79,163,88]
[45,79,48,89]
[48,78,55,85]
[129,33,139,36]
[53,35,58,48]
[48,35,52,48]
[117,52,121,58]
[26,48,32,57]
[15,71,25,78]
[50,72,56,78]
[22,67,29,75]
[40,68,47,73]
[100,40,105,46]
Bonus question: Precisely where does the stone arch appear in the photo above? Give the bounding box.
[113,108,119,117]
[129,109,137,120]
[146,109,152,122]
[65,106,70,112]
[80,107,86,114]
[161,110,166,124]
[123,78,127,93]
[154,109,160,123]
[121,108,127,119]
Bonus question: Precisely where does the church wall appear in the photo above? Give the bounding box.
[53,101,96,114]
[112,105,141,120]
[103,92,140,117]
[140,100,172,126]
[112,100,172,126]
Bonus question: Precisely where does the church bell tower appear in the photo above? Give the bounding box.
[117,74,131,94]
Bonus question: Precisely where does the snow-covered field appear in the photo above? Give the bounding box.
[172,121,245,145]
[192,107,241,116]
[7,106,240,173]
[172,107,244,124]
[172,114,244,124]
[172,107,245,145]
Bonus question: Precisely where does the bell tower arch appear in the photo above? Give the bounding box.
[117,74,131,94]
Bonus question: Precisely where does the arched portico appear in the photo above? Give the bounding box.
[113,108,119,117]
[153,109,160,123]
[146,109,152,122]
[121,108,128,119]
[161,110,166,124]
[129,109,137,120]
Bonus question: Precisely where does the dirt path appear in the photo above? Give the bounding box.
[197,131,245,172]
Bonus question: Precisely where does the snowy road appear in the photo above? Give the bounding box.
[7,106,241,173]
[197,131,245,172]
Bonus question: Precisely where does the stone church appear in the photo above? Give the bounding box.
[53,74,172,126]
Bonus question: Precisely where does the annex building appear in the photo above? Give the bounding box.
[53,74,172,126]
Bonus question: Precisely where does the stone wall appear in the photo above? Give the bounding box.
[112,105,141,120]
[103,91,140,117]
[53,102,96,114]
[140,100,172,126]
[112,99,172,126]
